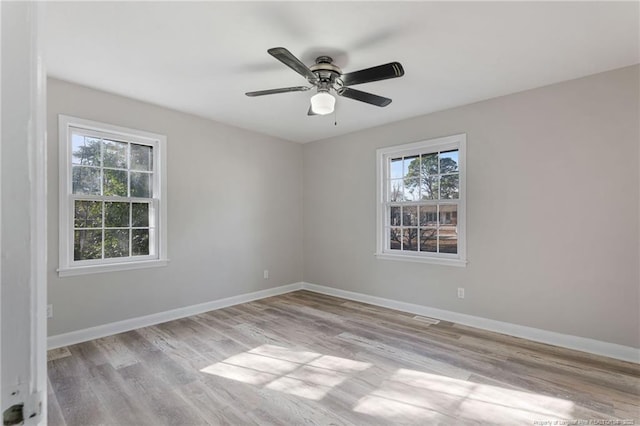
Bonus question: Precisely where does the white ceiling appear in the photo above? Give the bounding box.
[46,1,639,143]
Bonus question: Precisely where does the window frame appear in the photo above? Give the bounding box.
[58,115,168,277]
[375,134,467,267]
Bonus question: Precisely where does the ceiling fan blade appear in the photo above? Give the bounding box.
[337,87,392,107]
[341,62,404,86]
[268,47,318,83]
[245,86,310,97]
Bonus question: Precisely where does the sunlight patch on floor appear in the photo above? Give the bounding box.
[201,344,575,423]
[354,368,575,424]
[200,344,371,400]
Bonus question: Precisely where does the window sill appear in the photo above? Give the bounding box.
[375,252,467,267]
[58,259,169,277]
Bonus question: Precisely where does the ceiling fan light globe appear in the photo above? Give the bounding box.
[310,92,335,115]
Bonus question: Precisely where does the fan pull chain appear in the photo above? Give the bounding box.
[334,108,337,126]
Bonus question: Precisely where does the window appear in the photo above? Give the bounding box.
[58,115,168,276]
[376,134,466,266]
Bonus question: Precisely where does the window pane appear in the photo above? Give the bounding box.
[419,205,437,226]
[421,175,439,200]
[104,229,129,258]
[390,158,403,179]
[421,153,438,175]
[74,230,102,260]
[132,203,149,227]
[403,156,420,200]
[402,228,418,251]
[439,225,458,254]
[402,206,418,226]
[404,185,420,201]
[104,169,128,196]
[131,172,152,198]
[440,150,459,173]
[389,179,404,202]
[403,155,419,177]
[389,227,402,250]
[131,144,153,171]
[438,205,458,253]
[132,229,150,256]
[389,206,401,226]
[103,140,127,169]
[105,202,129,227]
[72,166,101,195]
[74,200,102,228]
[440,174,459,199]
[439,205,458,225]
[420,228,437,252]
[72,135,101,166]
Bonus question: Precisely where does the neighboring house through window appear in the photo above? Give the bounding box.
[58,115,168,276]
[376,134,467,266]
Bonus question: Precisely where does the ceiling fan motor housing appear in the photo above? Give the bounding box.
[310,56,343,92]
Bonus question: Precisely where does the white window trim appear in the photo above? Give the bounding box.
[58,115,169,277]
[375,133,467,267]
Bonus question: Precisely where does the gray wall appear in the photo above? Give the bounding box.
[303,65,640,348]
[47,78,304,336]
[49,66,640,349]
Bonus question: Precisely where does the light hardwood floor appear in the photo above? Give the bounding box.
[48,290,639,425]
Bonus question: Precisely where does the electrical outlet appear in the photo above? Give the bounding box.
[457,288,465,299]
[263,269,269,280]
[47,304,53,319]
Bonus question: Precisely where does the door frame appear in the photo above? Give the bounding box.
[1,2,48,424]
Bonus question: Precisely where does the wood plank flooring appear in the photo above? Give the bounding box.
[48,290,640,425]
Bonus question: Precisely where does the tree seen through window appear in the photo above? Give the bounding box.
[71,134,153,261]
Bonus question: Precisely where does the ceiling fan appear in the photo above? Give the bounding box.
[245,47,405,116]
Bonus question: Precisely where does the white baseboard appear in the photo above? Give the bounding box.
[48,280,639,363]
[47,282,303,349]
[301,282,640,364]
